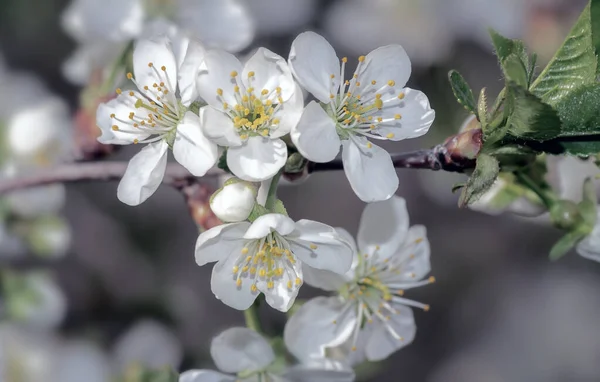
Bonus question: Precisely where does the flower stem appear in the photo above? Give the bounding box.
[265,170,283,211]
[244,300,263,333]
[515,171,555,208]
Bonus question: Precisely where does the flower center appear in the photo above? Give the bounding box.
[321,56,406,144]
[231,232,302,293]
[110,63,185,145]
[215,71,284,141]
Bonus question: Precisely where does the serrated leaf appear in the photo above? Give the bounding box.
[458,154,499,207]
[489,29,528,66]
[549,230,587,261]
[478,88,488,127]
[448,70,477,115]
[555,84,600,136]
[505,82,563,141]
[502,54,529,88]
[591,0,600,74]
[530,3,597,105]
[272,199,288,216]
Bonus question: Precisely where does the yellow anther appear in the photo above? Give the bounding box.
[267,281,274,289]
[251,284,258,293]
[161,65,166,71]
[217,88,223,96]
[234,85,240,93]
[129,91,135,96]
[126,72,133,80]
[133,123,139,127]
[375,93,382,99]
[429,276,436,283]
[223,102,229,109]
[116,88,122,95]
[160,82,164,87]
[241,247,249,255]
[371,80,377,85]
[259,269,266,278]
[240,133,248,140]
[366,142,373,149]
[287,280,293,289]
[398,92,405,99]
[330,74,335,79]
[248,71,255,77]
[424,305,430,312]
[249,267,257,275]
[351,346,357,351]
[242,266,249,273]
[375,98,383,109]
[232,266,239,274]
[310,244,318,250]
[230,71,238,77]
[110,113,116,118]
[295,277,302,286]
[330,94,335,99]
[394,114,402,120]
[276,87,282,94]
[377,117,383,122]
[236,279,242,287]
[277,96,284,103]
[133,139,139,144]
[272,118,280,125]
[388,80,396,86]
[111,125,119,131]
[356,82,361,87]
[358,55,365,62]
[262,129,269,136]
[148,62,153,67]
[415,238,423,244]
[261,89,269,95]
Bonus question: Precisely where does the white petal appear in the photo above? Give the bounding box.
[199,106,242,147]
[289,32,340,103]
[288,220,353,275]
[210,182,257,223]
[270,82,304,139]
[357,196,409,259]
[284,297,356,361]
[577,211,600,262]
[96,94,151,145]
[227,138,287,181]
[211,248,259,310]
[383,225,431,284]
[257,261,302,312]
[302,266,348,292]
[133,37,178,96]
[342,138,398,202]
[179,40,207,106]
[179,370,235,382]
[244,214,296,239]
[195,222,250,266]
[196,50,243,109]
[173,111,219,176]
[243,47,295,102]
[176,0,254,52]
[291,101,340,162]
[358,45,411,92]
[117,141,169,206]
[374,88,435,141]
[211,327,274,374]
[364,305,416,361]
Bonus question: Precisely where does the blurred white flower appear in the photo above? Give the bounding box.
[324,0,454,67]
[195,213,354,312]
[210,178,257,223]
[26,215,72,258]
[289,32,435,202]
[113,320,183,373]
[180,327,354,382]
[284,196,433,365]
[246,0,317,36]
[96,36,218,206]
[197,47,303,181]
[61,0,254,84]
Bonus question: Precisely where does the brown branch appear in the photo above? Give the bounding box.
[0,162,224,195]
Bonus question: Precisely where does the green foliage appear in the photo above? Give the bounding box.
[458,154,499,207]
[448,70,477,115]
[504,82,563,141]
[477,88,488,127]
[530,3,597,106]
[217,149,230,173]
[248,204,269,222]
[501,54,529,88]
[550,230,588,261]
[592,0,600,73]
[489,29,529,67]
[271,199,288,216]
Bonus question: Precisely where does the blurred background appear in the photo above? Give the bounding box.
[1,0,600,381]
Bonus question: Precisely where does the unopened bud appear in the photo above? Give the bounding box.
[550,200,582,230]
[210,179,257,222]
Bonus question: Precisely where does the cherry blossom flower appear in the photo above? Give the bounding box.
[284,196,434,364]
[96,35,218,205]
[288,32,435,202]
[210,178,257,223]
[195,214,353,312]
[180,327,355,382]
[196,48,303,181]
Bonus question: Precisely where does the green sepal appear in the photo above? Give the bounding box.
[448,70,477,116]
[489,28,528,66]
[458,154,500,207]
[501,54,529,88]
[530,3,597,106]
[271,199,288,216]
[284,152,308,174]
[248,204,269,222]
[549,230,588,261]
[217,149,231,174]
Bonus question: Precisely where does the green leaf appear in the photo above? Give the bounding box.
[217,149,230,173]
[549,230,587,261]
[489,29,528,65]
[478,88,488,128]
[458,154,499,207]
[502,54,529,88]
[560,141,600,156]
[555,84,600,136]
[448,70,477,115]
[505,82,563,141]
[590,0,600,74]
[271,199,288,216]
[530,3,597,106]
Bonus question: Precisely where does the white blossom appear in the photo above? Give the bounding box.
[288,32,435,202]
[210,178,257,223]
[284,196,433,364]
[180,327,355,382]
[196,48,303,181]
[96,35,218,206]
[195,214,354,312]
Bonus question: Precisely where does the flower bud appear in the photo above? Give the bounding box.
[210,179,257,222]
